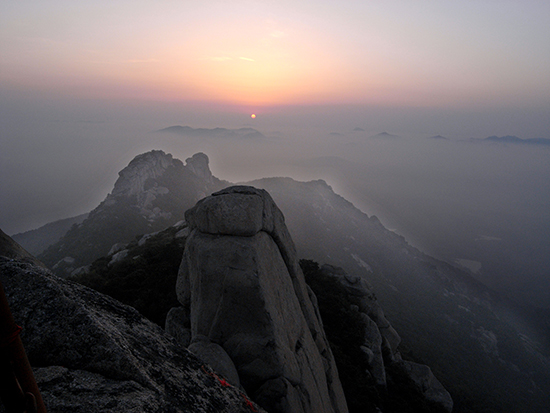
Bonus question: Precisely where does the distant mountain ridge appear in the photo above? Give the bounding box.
[12,213,88,256]
[370,132,400,139]
[156,125,266,140]
[484,135,550,145]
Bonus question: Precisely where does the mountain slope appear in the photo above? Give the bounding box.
[71,189,453,413]
[245,177,550,413]
[12,213,88,256]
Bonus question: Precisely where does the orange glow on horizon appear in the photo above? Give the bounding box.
[0,12,476,108]
[1,2,548,112]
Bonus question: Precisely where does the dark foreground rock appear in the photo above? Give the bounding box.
[170,186,348,413]
[0,230,264,413]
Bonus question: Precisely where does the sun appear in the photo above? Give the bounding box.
[250,114,256,119]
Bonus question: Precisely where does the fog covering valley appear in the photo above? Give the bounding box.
[2,103,549,310]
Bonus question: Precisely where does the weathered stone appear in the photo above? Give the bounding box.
[361,312,386,387]
[360,345,375,365]
[255,377,304,413]
[33,366,160,412]
[185,152,213,184]
[187,192,264,236]
[380,324,401,356]
[321,264,401,358]
[108,249,128,266]
[0,232,265,413]
[178,186,348,413]
[108,242,128,256]
[112,150,176,198]
[314,263,454,410]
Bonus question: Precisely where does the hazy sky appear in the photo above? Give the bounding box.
[1,1,550,235]
[2,1,550,109]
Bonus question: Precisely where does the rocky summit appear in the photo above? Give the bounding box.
[168,186,349,413]
[38,150,227,277]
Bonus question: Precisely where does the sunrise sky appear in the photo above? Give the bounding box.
[2,1,549,109]
[1,1,550,235]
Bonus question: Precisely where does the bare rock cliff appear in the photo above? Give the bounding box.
[170,186,348,413]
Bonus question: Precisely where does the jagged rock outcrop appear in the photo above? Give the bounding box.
[319,264,453,412]
[0,231,264,413]
[391,361,454,413]
[38,150,228,276]
[110,150,176,199]
[186,153,214,187]
[170,186,348,413]
[320,265,401,384]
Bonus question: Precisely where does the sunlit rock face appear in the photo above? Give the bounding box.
[174,186,348,413]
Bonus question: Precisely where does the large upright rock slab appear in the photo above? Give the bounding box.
[177,186,348,413]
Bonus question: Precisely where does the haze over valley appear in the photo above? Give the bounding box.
[3,111,549,308]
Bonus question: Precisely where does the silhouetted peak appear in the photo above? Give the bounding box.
[370,132,400,139]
